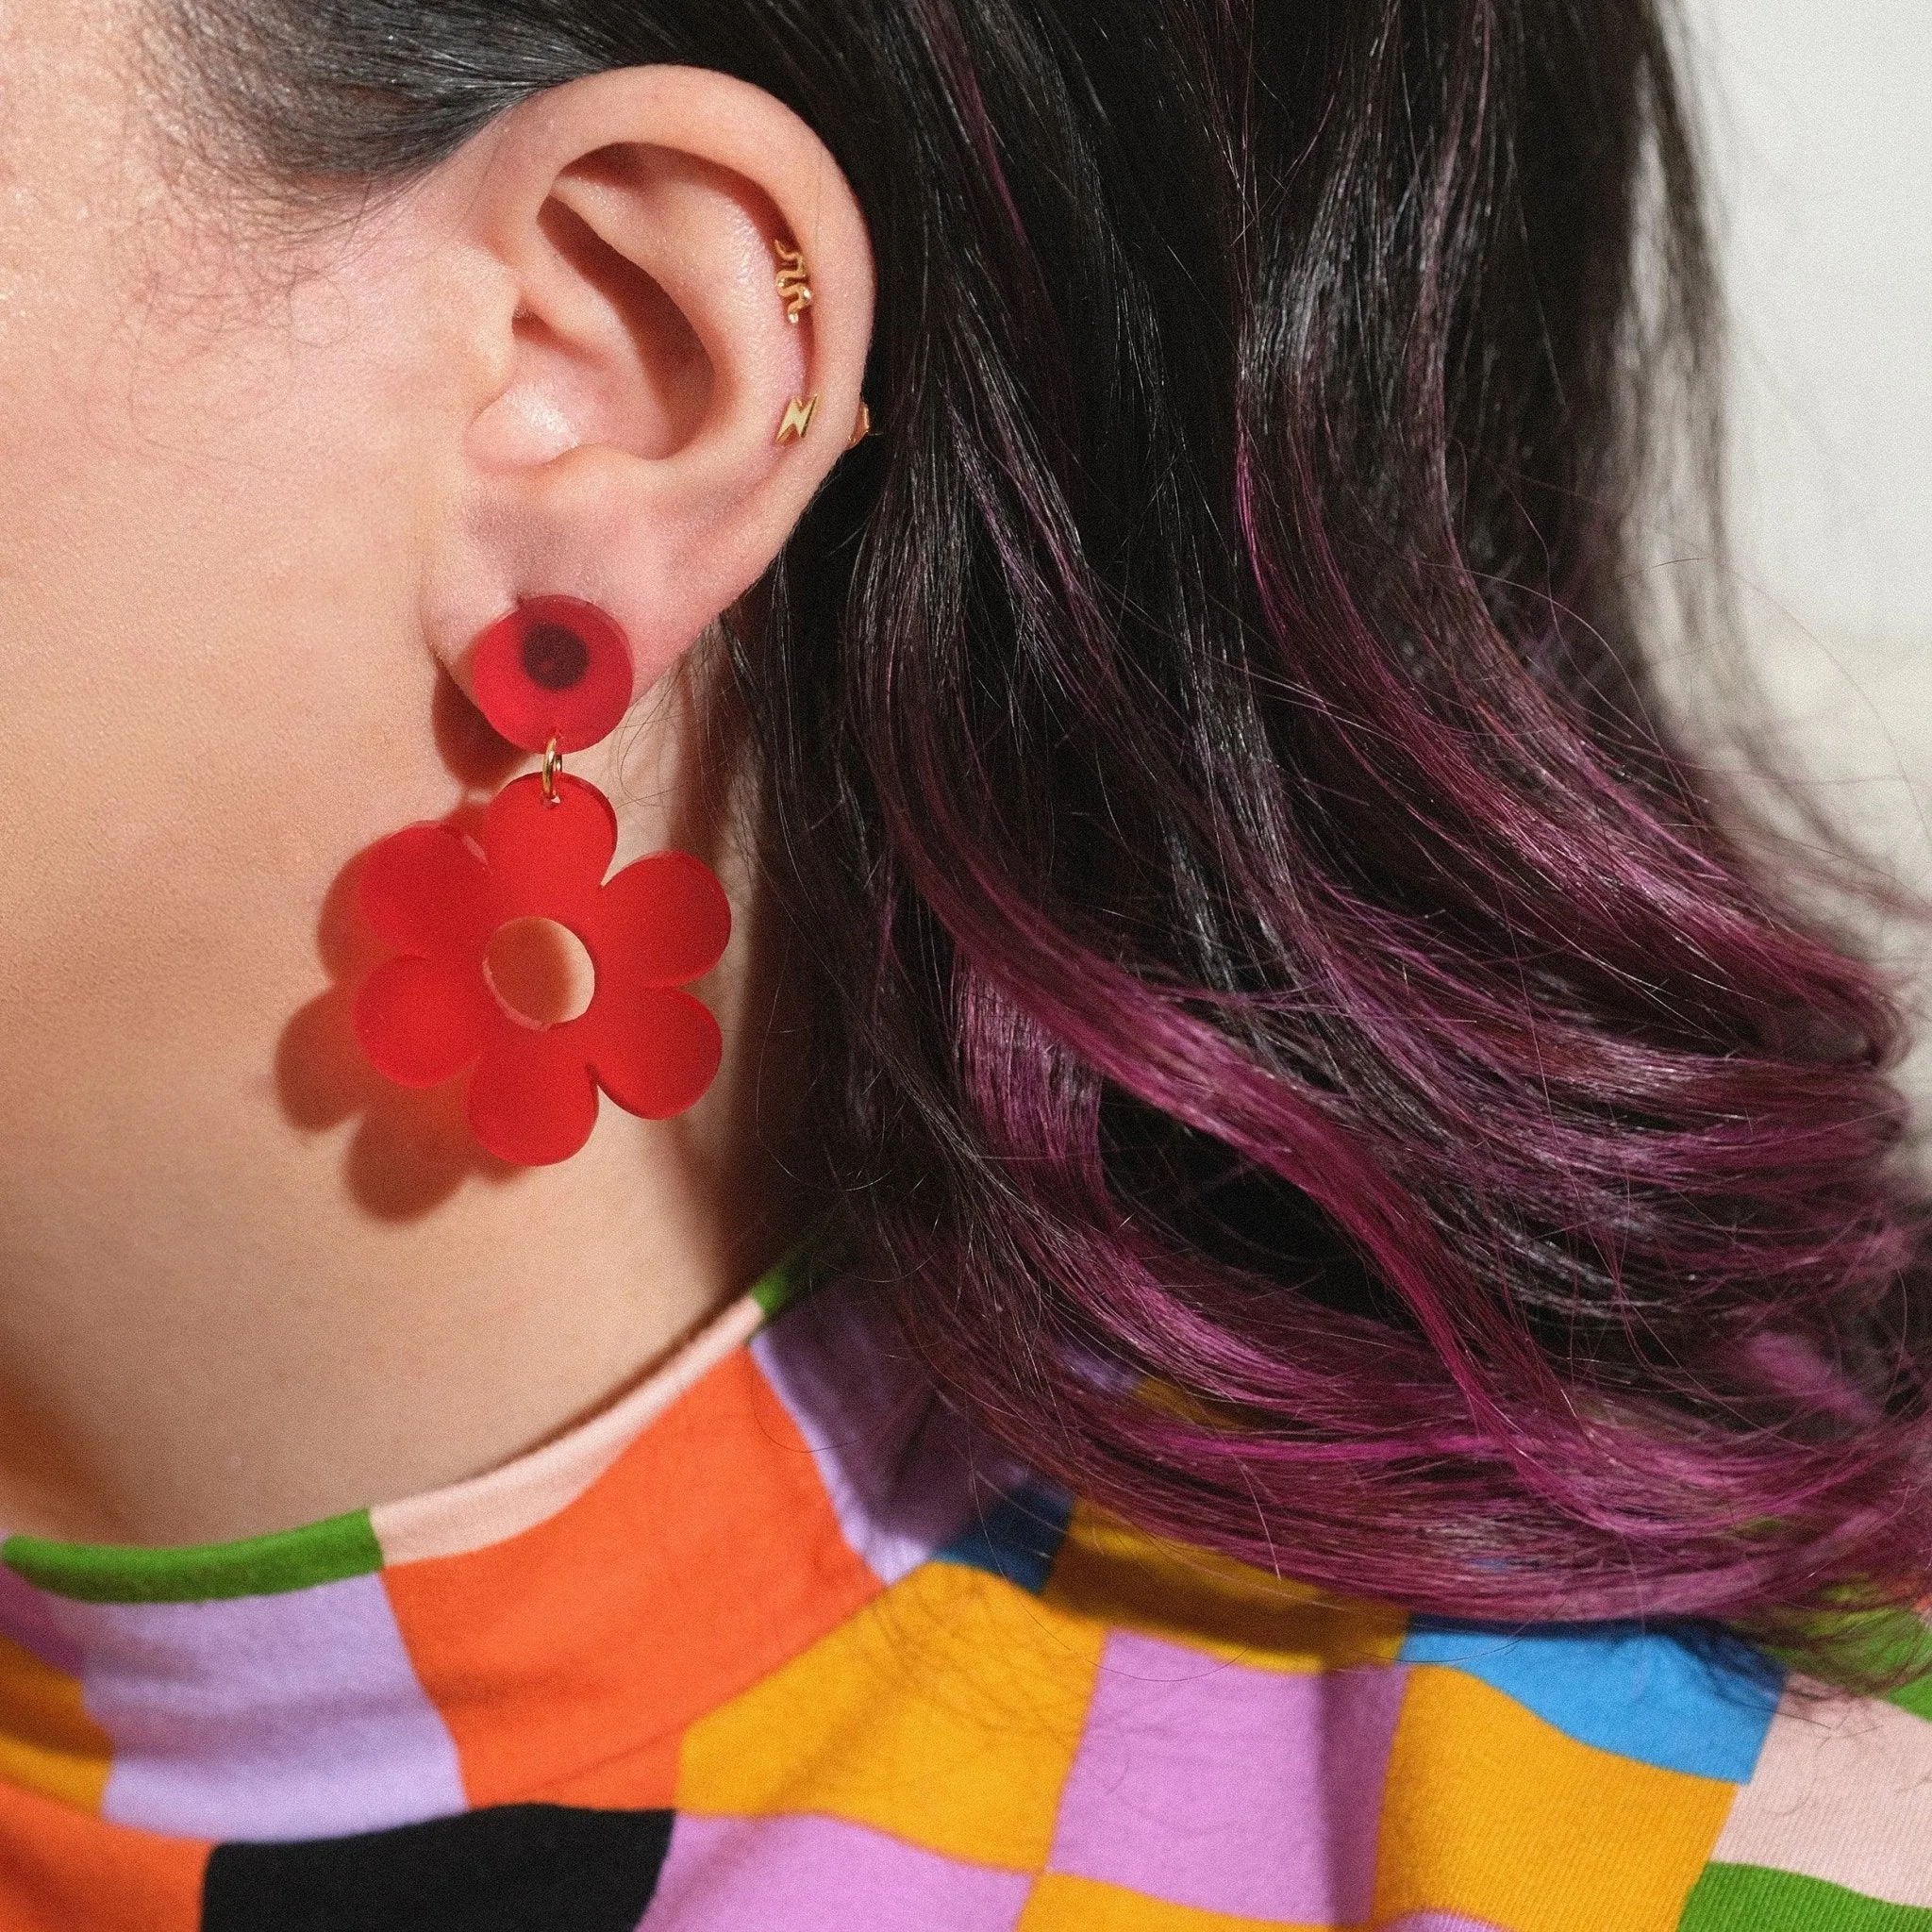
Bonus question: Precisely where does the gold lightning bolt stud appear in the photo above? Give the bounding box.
[775,394,819,445]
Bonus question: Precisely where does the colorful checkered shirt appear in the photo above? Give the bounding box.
[0,1259,1925,1930]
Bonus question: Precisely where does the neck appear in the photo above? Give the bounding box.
[0,669,801,1548]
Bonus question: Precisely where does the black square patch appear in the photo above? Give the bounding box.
[202,1803,675,1931]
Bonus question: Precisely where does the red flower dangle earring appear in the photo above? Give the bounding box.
[353,597,732,1167]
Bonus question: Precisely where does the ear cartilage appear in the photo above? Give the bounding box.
[775,394,819,445]
[773,240,814,324]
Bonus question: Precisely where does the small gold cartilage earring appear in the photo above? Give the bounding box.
[774,240,813,325]
[775,395,819,445]
[846,403,873,451]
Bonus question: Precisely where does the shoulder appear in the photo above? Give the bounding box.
[725,1285,1928,1928]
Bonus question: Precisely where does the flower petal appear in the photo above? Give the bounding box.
[588,987,723,1122]
[481,773,617,927]
[466,1025,600,1166]
[358,824,491,958]
[588,851,733,991]
[355,955,491,1089]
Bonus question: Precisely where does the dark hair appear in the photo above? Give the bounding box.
[164,0,1932,1681]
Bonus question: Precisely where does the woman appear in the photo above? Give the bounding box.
[1,0,1926,1925]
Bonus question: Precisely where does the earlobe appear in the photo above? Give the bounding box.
[423,64,874,709]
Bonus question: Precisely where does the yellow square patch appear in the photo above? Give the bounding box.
[1373,1665,1734,1931]
[678,1557,1106,1871]
[1043,1504,1407,1674]
[1018,1872,1324,1928]
[0,1633,110,1812]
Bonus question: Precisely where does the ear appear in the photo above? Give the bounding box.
[420,66,874,710]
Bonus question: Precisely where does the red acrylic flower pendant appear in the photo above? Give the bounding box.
[354,774,731,1166]
[351,597,730,1168]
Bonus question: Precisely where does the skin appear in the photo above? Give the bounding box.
[0,0,874,1544]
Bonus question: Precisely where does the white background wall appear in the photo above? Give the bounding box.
[1702,0,1932,654]
[1687,0,1932,1100]
[1695,0,1932,866]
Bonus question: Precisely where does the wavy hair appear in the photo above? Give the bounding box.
[165,0,1932,1680]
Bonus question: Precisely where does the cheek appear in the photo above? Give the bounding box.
[5,364,394,866]
[0,238,442,1105]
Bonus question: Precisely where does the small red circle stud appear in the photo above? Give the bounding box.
[470,596,634,754]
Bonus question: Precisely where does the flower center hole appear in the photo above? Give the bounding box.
[483,918,596,1029]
